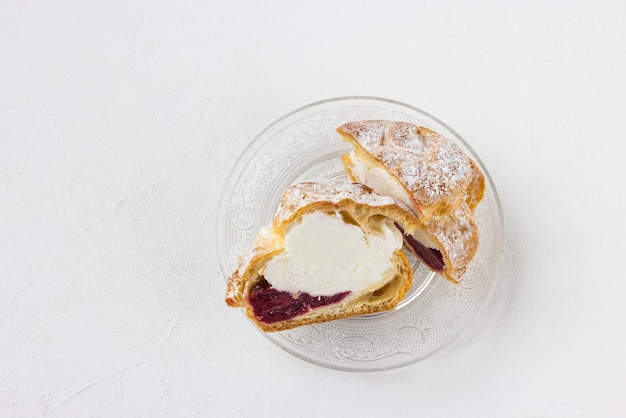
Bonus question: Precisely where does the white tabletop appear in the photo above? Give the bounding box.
[2,1,626,417]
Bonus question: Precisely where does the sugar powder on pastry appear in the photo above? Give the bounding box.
[337,120,485,283]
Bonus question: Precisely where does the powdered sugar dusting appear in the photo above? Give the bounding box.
[339,120,473,213]
[426,201,477,269]
[275,180,405,224]
[338,120,485,282]
[340,121,386,148]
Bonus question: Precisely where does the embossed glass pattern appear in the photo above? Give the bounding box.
[217,97,504,371]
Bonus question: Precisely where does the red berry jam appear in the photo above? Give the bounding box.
[248,278,351,324]
[395,223,445,272]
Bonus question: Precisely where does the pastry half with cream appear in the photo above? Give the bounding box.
[337,120,485,283]
[225,180,420,332]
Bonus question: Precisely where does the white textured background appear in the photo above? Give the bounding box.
[2,1,626,417]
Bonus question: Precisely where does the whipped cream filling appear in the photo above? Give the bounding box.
[350,150,414,209]
[263,211,402,295]
[350,150,438,250]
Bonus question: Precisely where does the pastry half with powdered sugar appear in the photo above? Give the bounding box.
[225,180,421,332]
[337,120,485,283]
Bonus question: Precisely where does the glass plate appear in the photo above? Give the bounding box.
[217,96,505,372]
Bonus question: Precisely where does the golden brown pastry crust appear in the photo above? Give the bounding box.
[225,180,421,332]
[338,120,484,219]
[337,120,486,283]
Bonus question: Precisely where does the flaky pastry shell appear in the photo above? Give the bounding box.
[225,180,420,332]
[338,120,485,283]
